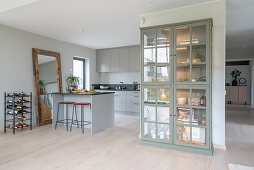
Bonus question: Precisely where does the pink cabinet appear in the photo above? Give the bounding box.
[238,86,247,102]
[225,86,230,103]
[226,86,247,104]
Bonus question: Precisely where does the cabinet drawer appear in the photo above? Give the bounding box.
[127,95,140,103]
[115,102,126,111]
[126,102,140,112]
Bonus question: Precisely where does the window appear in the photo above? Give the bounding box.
[73,57,86,89]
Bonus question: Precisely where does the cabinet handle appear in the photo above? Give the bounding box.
[134,96,140,97]
[134,103,139,105]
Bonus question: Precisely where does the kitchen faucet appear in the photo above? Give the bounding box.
[120,82,125,90]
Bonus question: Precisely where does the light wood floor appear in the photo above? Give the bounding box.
[0,106,253,170]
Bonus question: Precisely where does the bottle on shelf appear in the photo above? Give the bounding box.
[7,93,14,97]
[7,110,18,115]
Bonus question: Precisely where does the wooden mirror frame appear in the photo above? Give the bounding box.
[32,48,63,126]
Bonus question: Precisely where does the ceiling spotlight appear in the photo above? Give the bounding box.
[148,1,153,4]
[79,29,85,32]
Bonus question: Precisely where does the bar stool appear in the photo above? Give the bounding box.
[55,101,76,131]
[70,102,91,134]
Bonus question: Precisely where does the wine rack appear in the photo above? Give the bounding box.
[4,92,32,134]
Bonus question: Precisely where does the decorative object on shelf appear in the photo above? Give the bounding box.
[4,92,32,134]
[192,51,203,63]
[66,74,80,92]
[239,78,247,86]
[39,80,46,94]
[231,69,241,86]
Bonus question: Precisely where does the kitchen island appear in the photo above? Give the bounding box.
[52,92,115,134]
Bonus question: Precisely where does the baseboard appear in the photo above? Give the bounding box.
[213,144,226,150]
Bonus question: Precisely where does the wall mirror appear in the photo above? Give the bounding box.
[32,48,62,126]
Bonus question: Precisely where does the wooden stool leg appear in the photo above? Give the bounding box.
[55,104,60,130]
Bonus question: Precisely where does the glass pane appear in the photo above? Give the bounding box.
[73,59,84,89]
[177,126,190,144]
[193,108,206,126]
[144,105,156,122]
[157,28,170,47]
[144,88,156,104]
[157,106,170,123]
[157,47,170,64]
[192,127,206,146]
[176,89,190,106]
[192,25,206,44]
[144,66,156,82]
[144,48,156,65]
[157,124,170,141]
[176,46,190,64]
[192,45,206,63]
[176,108,193,125]
[144,31,156,48]
[176,27,190,45]
[176,65,190,82]
[191,64,206,82]
[144,122,156,139]
[192,89,206,106]
[157,88,170,105]
[157,66,169,82]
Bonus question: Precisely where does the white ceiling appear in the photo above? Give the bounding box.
[0,0,213,49]
[226,0,254,51]
[0,0,253,51]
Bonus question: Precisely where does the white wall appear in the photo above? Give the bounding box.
[227,49,254,60]
[0,24,99,129]
[140,0,226,147]
[100,72,140,84]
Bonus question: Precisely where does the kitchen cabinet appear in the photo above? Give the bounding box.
[119,47,130,72]
[96,45,140,73]
[226,86,247,104]
[141,19,212,155]
[130,46,140,72]
[95,90,140,114]
[96,49,110,72]
[110,48,120,72]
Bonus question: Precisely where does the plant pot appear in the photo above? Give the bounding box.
[232,79,238,86]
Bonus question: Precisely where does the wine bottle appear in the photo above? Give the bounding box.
[16,99,29,103]
[7,110,18,115]
[7,93,14,97]
[7,100,15,103]
[18,110,29,114]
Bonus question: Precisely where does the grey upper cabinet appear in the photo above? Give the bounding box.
[110,48,120,72]
[130,46,140,72]
[119,47,130,72]
[96,49,110,72]
[96,45,140,73]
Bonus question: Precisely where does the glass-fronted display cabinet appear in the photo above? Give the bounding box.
[141,19,212,155]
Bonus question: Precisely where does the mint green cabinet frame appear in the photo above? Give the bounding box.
[140,19,213,155]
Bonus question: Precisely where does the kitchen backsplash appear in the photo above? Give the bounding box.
[99,72,140,84]
[92,84,140,91]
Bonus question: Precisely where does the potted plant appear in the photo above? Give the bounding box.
[66,74,80,92]
[231,69,241,86]
[39,80,46,94]
[192,51,202,63]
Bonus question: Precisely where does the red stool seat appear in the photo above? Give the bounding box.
[74,103,90,106]
[59,102,75,105]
